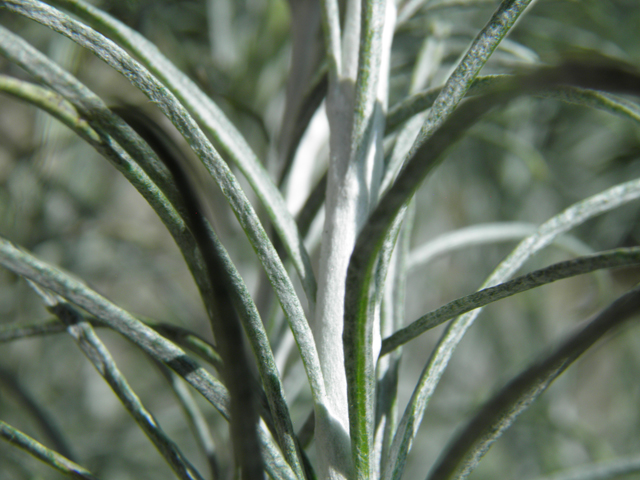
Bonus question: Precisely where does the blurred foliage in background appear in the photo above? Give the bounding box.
[1,0,640,479]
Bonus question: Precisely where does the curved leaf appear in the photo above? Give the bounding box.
[0,53,299,474]
[0,27,219,342]
[385,174,640,480]
[350,61,640,480]
[116,108,304,479]
[407,222,539,269]
[0,316,224,370]
[0,236,230,416]
[0,366,75,461]
[381,246,640,356]
[3,0,327,411]
[387,76,640,135]
[46,0,318,309]
[0,236,298,480]
[345,3,538,473]
[156,365,219,479]
[426,286,640,480]
[407,0,536,151]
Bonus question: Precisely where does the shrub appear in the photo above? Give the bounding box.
[1,1,640,479]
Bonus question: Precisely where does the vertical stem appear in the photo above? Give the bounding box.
[315,0,396,478]
[319,0,343,77]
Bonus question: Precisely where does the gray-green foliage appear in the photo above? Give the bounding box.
[1,1,640,479]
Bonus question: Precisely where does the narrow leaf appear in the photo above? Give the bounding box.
[386,76,501,133]
[0,236,297,480]
[319,0,342,77]
[278,0,326,182]
[0,50,283,467]
[117,108,304,479]
[407,222,540,269]
[408,0,536,153]
[0,26,223,346]
[0,19,318,473]
[343,1,395,477]
[347,2,537,473]
[347,61,640,480]
[157,365,219,480]
[0,366,75,461]
[426,286,640,480]
[398,0,436,24]
[0,236,230,417]
[4,0,325,410]
[0,420,100,480]
[375,202,416,476]
[1,62,298,476]
[0,315,224,373]
[533,455,640,480]
[46,0,318,309]
[44,297,204,480]
[387,75,640,135]
[548,86,640,124]
[381,246,640,356]
[385,175,640,480]
[142,137,266,479]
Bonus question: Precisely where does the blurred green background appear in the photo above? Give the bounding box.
[1,0,640,479]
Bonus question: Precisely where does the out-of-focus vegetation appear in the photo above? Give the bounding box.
[0,1,640,479]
